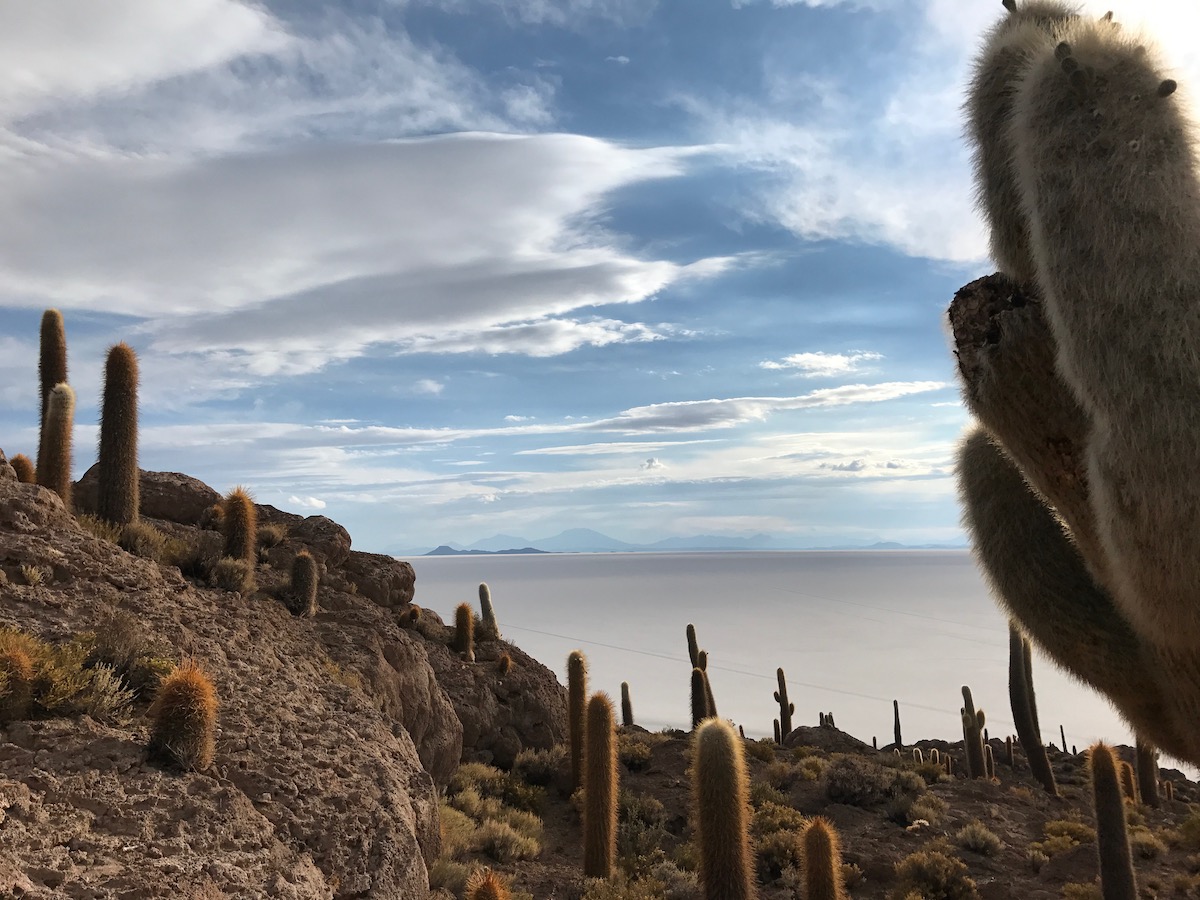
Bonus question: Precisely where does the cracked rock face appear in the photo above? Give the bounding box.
[0,451,449,899]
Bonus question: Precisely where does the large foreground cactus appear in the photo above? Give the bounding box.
[955,1,1200,763]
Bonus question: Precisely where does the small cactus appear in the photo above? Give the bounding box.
[1089,742,1138,900]
[567,649,587,790]
[961,686,987,779]
[36,309,67,476]
[148,660,218,771]
[693,718,756,900]
[620,681,634,727]
[454,603,474,657]
[1136,740,1159,809]
[220,486,257,563]
[985,743,996,779]
[1164,780,1175,802]
[497,653,512,675]
[478,582,499,640]
[802,817,846,900]
[774,667,794,738]
[36,383,74,508]
[583,692,617,878]
[1119,760,1138,803]
[289,550,318,617]
[96,342,139,525]
[466,867,511,900]
[9,454,34,484]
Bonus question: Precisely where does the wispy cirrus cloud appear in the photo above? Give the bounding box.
[760,350,882,377]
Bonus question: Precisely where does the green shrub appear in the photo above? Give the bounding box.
[619,733,654,772]
[756,829,803,882]
[210,557,254,593]
[1129,826,1168,860]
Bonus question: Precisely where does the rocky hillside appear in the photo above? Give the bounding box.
[0,450,565,899]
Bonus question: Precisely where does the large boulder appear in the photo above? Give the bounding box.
[73,465,220,525]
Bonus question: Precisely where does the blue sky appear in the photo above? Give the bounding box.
[1,0,1194,554]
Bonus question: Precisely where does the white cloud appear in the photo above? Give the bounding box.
[504,415,533,423]
[287,494,327,509]
[517,440,718,456]
[760,350,882,377]
[412,379,445,396]
[0,0,288,121]
[582,382,948,433]
[641,457,665,470]
[1,133,723,377]
[605,56,631,65]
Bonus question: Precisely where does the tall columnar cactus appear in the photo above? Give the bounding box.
[583,692,617,878]
[290,551,319,617]
[567,650,587,790]
[801,817,846,900]
[1023,636,1041,737]
[454,603,475,659]
[956,3,1200,765]
[774,667,794,739]
[1118,761,1138,803]
[36,383,74,508]
[691,667,710,729]
[985,743,996,779]
[9,454,34,484]
[703,669,717,720]
[148,660,218,771]
[1136,740,1160,809]
[961,686,987,779]
[773,719,781,745]
[1008,623,1056,794]
[478,582,499,640]
[893,699,902,749]
[687,623,700,668]
[692,718,756,900]
[620,681,634,728]
[1089,742,1138,900]
[96,342,139,525]
[36,309,67,477]
[221,486,257,563]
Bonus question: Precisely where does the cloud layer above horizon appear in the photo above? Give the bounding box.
[3,0,1192,551]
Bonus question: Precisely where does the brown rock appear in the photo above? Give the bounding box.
[0,470,446,898]
[74,465,220,525]
[342,550,416,607]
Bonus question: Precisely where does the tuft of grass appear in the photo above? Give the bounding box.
[257,523,287,548]
[117,521,167,561]
[1060,883,1102,900]
[19,564,47,587]
[77,513,122,543]
[427,858,472,895]
[210,557,254,593]
[1129,826,1168,860]
[954,821,1003,856]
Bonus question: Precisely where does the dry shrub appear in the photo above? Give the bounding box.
[77,513,122,543]
[512,745,566,787]
[892,849,980,900]
[210,557,254,593]
[619,733,654,772]
[753,801,807,837]
[744,738,777,763]
[1129,826,1168,860]
[476,819,540,862]
[955,820,1003,856]
[257,523,287,548]
[118,521,167,561]
[824,755,894,806]
[19,564,46,587]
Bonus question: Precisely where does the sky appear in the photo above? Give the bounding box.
[2,0,1197,555]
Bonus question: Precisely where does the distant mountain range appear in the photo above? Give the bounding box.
[402,527,966,556]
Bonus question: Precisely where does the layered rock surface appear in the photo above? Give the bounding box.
[0,453,567,898]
